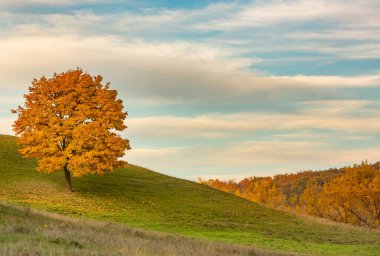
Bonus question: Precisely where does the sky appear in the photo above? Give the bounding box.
[1,0,380,180]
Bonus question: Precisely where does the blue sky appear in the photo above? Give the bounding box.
[1,0,380,180]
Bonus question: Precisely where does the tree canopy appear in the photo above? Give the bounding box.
[12,69,130,192]
[202,162,380,228]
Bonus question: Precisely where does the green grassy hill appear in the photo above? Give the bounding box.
[0,202,279,256]
[1,135,380,255]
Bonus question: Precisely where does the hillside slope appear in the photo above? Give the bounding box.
[0,202,281,256]
[1,135,380,255]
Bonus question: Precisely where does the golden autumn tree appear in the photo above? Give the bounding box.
[238,177,285,208]
[12,69,131,192]
[300,180,324,217]
[319,163,380,227]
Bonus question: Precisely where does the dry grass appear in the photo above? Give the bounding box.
[0,202,296,256]
[275,206,380,234]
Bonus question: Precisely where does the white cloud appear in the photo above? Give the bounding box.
[206,140,380,176]
[259,74,380,88]
[1,0,379,61]
[126,141,380,180]
[0,34,379,110]
[126,104,380,142]
[0,116,15,135]
[0,0,108,8]
[199,0,380,30]
[0,95,23,105]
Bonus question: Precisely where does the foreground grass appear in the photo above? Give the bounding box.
[1,135,380,255]
[1,202,286,256]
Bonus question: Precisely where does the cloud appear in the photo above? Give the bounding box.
[1,0,379,67]
[0,0,108,8]
[0,95,23,105]
[199,0,380,30]
[126,103,380,143]
[0,34,379,111]
[127,141,380,180]
[206,140,380,175]
[3,98,379,141]
[0,116,15,135]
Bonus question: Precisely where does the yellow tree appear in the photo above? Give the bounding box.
[12,69,131,192]
[239,177,285,208]
[300,180,324,217]
[318,163,376,226]
[338,163,380,227]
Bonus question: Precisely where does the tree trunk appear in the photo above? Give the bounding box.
[64,164,73,192]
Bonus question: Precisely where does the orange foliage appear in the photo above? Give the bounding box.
[201,177,284,208]
[318,163,380,227]
[201,162,380,228]
[237,177,285,207]
[12,69,130,191]
[300,180,324,217]
[198,178,239,194]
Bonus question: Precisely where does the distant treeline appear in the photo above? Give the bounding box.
[199,162,380,228]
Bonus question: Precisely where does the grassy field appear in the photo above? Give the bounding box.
[0,202,285,256]
[1,135,380,255]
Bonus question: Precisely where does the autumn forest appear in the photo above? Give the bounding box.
[200,162,380,229]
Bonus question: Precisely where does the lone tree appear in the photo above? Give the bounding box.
[12,69,131,192]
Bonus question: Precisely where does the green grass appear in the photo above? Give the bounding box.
[1,202,284,256]
[1,135,380,255]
